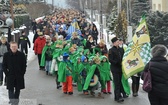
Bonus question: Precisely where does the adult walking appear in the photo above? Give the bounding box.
[142,44,168,105]
[0,36,10,86]
[108,37,127,103]
[91,26,98,45]
[32,19,37,34]
[3,42,27,105]
[34,32,46,70]
[18,31,31,59]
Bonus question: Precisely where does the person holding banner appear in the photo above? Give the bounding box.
[108,37,127,103]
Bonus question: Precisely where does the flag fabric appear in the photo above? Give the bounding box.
[122,17,151,79]
[66,19,81,40]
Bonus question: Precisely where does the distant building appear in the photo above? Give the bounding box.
[152,0,168,12]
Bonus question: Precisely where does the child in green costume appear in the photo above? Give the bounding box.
[99,56,112,94]
[83,57,103,98]
[81,55,90,95]
[58,53,74,95]
[40,36,53,75]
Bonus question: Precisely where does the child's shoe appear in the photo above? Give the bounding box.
[68,92,73,95]
[84,91,89,95]
[108,92,112,94]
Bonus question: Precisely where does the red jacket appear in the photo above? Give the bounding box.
[34,37,46,54]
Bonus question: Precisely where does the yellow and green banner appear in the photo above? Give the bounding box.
[122,17,151,79]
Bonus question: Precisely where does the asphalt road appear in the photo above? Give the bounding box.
[16,56,150,105]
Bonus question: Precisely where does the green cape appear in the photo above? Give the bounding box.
[58,61,73,82]
[83,64,97,90]
[40,45,52,66]
[73,59,85,91]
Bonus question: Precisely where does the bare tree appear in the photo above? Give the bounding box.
[67,0,80,10]
[25,2,52,19]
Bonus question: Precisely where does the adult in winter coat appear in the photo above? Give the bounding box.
[58,27,67,39]
[91,26,98,45]
[108,37,127,103]
[142,44,168,105]
[32,19,37,33]
[0,36,10,86]
[18,31,31,58]
[34,32,46,70]
[71,32,81,46]
[2,42,27,105]
[33,29,40,44]
[85,35,95,53]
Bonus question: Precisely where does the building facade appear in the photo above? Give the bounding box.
[152,0,168,12]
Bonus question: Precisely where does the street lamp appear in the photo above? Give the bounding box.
[5,17,13,42]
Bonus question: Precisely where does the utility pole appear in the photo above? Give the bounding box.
[90,0,93,23]
[129,0,132,24]
[127,0,129,25]
[117,0,121,14]
[99,0,103,39]
[83,0,85,14]
[52,0,54,11]
[10,0,14,30]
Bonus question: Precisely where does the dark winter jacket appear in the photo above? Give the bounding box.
[71,38,81,46]
[142,56,168,98]
[32,21,37,30]
[85,41,95,53]
[58,31,67,38]
[18,35,31,48]
[45,47,53,61]
[2,51,27,90]
[92,30,98,40]
[108,46,124,73]
[34,37,46,54]
[33,32,39,43]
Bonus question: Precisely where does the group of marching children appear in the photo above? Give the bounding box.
[34,9,115,98]
[40,33,112,97]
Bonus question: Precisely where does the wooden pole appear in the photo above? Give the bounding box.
[10,0,14,30]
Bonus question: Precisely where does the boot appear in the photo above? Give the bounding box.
[46,71,48,75]
[132,84,138,97]
[102,89,107,94]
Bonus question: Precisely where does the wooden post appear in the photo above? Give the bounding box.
[10,0,14,30]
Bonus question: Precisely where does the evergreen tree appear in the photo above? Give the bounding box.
[147,11,168,47]
[131,0,150,26]
[0,0,5,4]
[106,0,113,14]
[115,10,128,42]
[107,6,118,34]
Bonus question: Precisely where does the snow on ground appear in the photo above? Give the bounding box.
[0,31,36,104]
[0,86,9,104]
[27,31,36,64]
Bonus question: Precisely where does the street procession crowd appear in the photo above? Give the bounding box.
[31,8,130,103]
[0,8,168,105]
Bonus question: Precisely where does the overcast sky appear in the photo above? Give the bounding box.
[46,0,69,8]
